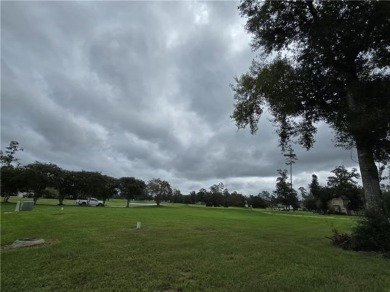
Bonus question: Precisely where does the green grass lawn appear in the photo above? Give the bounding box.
[1,201,389,292]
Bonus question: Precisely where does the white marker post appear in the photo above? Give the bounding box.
[136,222,141,230]
[15,201,21,212]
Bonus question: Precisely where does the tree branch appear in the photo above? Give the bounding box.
[306,1,318,22]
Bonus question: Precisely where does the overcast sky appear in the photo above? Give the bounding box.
[1,1,360,195]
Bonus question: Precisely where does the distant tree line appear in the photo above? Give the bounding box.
[0,141,168,206]
[1,141,389,215]
[0,141,280,208]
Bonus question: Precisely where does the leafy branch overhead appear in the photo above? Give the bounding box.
[232,0,390,216]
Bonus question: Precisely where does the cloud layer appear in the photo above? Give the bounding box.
[1,1,358,194]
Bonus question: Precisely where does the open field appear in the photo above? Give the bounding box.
[1,201,390,291]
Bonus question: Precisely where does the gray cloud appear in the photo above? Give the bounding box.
[1,1,358,195]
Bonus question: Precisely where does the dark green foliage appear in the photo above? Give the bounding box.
[249,195,268,209]
[76,171,107,200]
[314,187,334,214]
[274,169,298,209]
[327,229,351,250]
[55,170,78,204]
[0,141,23,167]
[350,214,390,253]
[327,166,364,213]
[227,191,246,208]
[42,187,59,199]
[171,189,184,203]
[307,169,364,214]
[327,166,359,190]
[196,188,208,204]
[1,141,23,202]
[302,194,317,211]
[147,178,172,206]
[308,174,325,212]
[329,214,390,253]
[171,190,199,205]
[189,191,197,204]
[99,175,119,205]
[0,166,20,202]
[207,183,224,207]
[344,187,364,213]
[233,0,390,216]
[260,190,276,208]
[14,162,62,204]
[0,141,121,205]
[119,177,146,207]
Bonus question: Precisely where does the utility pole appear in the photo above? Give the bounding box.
[284,146,297,203]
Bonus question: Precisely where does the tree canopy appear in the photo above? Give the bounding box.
[274,169,298,209]
[0,141,23,167]
[232,0,390,216]
[147,178,173,206]
[119,177,146,207]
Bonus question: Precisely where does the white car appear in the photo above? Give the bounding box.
[76,197,104,207]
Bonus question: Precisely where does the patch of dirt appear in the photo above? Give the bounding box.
[1,239,60,252]
[11,238,45,248]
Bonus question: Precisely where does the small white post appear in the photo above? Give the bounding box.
[15,201,21,212]
[136,222,141,230]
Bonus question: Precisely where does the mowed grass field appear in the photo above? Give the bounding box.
[1,200,390,292]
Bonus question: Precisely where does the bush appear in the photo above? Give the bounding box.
[251,196,268,209]
[350,214,390,252]
[327,229,351,250]
[328,213,390,255]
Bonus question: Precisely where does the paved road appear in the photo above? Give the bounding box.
[107,202,157,207]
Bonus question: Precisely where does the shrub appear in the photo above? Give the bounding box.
[327,229,351,250]
[251,196,268,209]
[328,213,390,255]
[350,214,390,252]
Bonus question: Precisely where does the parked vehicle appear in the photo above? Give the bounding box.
[76,197,104,207]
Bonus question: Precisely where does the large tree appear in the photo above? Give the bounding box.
[327,166,364,212]
[119,177,146,207]
[56,170,81,205]
[147,178,172,206]
[16,162,61,204]
[274,169,298,209]
[209,182,225,207]
[232,1,390,217]
[101,175,119,206]
[1,166,21,202]
[1,141,23,202]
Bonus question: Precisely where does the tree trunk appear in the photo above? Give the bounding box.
[355,140,385,217]
[346,84,386,218]
[126,199,130,208]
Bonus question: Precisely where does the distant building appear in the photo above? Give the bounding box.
[328,196,354,215]
[275,204,294,211]
[17,192,30,198]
